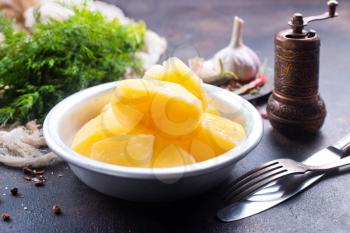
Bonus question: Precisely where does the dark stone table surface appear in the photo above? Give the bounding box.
[1,0,350,232]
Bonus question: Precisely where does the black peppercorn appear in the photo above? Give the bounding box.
[10,187,18,196]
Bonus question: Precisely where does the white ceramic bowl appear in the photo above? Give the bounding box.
[43,81,263,202]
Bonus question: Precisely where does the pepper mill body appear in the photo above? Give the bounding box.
[267,30,326,135]
[267,0,338,136]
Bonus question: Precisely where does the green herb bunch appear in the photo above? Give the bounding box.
[0,7,145,125]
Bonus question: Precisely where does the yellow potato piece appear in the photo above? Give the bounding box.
[112,79,202,136]
[206,104,220,116]
[71,107,128,156]
[131,125,190,154]
[101,106,130,135]
[153,144,196,168]
[144,57,208,110]
[189,138,216,162]
[71,115,105,156]
[100,103,111,113]
[189,113,246,162]
[91,134,155,167]
[131,126,195,168]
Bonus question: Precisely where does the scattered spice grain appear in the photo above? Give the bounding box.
[10,187,18,196]
[2,212,10,222]
[33,178,44,187]
[23,176,31,181]
[52,205,61,215]
[22,167,34,175]
[33,170,45,175]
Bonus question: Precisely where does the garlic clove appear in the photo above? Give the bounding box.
[189,57,223,84]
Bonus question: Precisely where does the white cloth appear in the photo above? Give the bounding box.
[0,122,60,167]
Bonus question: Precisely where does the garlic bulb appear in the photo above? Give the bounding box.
[24,1,75,28]
[190,16,260,83]
[215,16,260,82]
[92,1,130,24]
[0,0,39,26]
[136,30,167,70]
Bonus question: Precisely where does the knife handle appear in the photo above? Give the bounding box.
[333,133,350,156]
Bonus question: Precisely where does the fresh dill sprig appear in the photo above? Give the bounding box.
[0,7,145,125]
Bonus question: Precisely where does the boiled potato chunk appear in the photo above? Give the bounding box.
[91,134,154,167]
[131,126,195,167]
[144,57,208,110]
[153,144,196,168]
[206,104,220,116]
[71,115,105,156]
[112,79,202,136]
[71,107,128,156]
[189,138,216,162]
[189,113,246,162]
[101,103,111,113]
[101,106,130,135]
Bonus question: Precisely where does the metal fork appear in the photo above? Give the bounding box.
[224,135,350,203]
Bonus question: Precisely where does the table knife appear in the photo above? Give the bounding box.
[217,133,350,222]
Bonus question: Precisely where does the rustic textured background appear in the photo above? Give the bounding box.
[1,0,350,232]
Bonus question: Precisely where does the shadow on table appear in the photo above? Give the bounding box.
[264,127,327,161]
[86,183,238,233]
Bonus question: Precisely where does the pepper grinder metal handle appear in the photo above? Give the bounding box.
[267,1,339,136]
[289,0,338,35]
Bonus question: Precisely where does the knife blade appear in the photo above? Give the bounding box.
[217,147,343,222]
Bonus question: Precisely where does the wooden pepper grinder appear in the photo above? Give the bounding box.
[267,0,339,135]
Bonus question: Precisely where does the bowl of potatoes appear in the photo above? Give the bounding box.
[44,58,263,202]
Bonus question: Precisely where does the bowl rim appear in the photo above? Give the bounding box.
[44,81,263,180]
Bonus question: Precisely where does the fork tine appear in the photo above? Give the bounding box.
[228,164,283,193]
[224,165,286,202]
[223,161,281,197]
[226,169,288,203]
[224,160,278,195]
